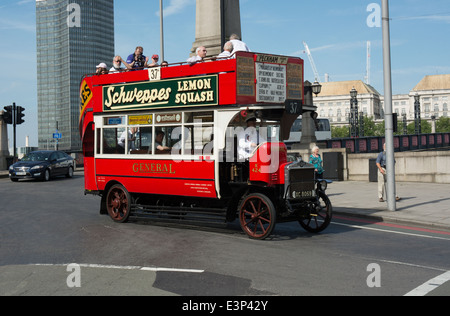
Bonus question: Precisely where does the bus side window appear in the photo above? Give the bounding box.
[170,126,188,155]
[103,128,125,154]
[131,127,152,155]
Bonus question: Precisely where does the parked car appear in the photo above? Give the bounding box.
[9,150,75,182]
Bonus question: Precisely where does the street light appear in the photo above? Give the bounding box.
[414,92,421,134]
[350,88,359,138]
[312,80,322,96]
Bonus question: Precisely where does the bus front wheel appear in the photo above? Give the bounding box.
[239,193,276,240]
[106,184,131,223]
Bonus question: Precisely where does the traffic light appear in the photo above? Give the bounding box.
[16,106,25,125]
[2,105,13,124]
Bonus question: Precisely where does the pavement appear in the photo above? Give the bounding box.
[327,180,450,232]
[1,170,449,231]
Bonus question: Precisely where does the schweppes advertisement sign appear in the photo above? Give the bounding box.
[103,75,218,111]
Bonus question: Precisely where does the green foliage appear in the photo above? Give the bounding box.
[436,117,450,132]
[331,116,450,138]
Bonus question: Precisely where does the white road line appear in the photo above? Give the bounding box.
[331,222,450,241]
[404,271,450,296]
[33,263,204,273]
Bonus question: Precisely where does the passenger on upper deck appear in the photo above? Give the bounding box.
[187,46,207,64]
[109,56,131,73]
[229,34,250,55]
[217,41,233,59]
[147,54,159,67]
[96,63,109,75]
[127,46,149,70]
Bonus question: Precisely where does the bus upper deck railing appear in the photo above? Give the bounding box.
[80,51,304,110]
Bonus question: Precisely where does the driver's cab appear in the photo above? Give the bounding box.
[216,108,296,197]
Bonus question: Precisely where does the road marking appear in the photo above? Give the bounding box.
[334,215,450,236]
[33,263,204,274]
[331,219,450,241]
[404,271,450,296]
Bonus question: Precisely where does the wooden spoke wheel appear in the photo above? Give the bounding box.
[106,184,131,223]
[299,191,332,233]
[239,193,276,240]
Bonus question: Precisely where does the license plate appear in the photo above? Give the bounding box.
[16,172,26,176]
[292,190,315,198]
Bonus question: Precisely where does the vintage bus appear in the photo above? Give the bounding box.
[79,51,332,239]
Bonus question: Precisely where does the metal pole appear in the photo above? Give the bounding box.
[382,0,396,211]
[159,0,165,62]
[13,102,17,161]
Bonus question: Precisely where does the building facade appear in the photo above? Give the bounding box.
[313,80,383,126]
[36,0,114,151]
[313,75,449,128]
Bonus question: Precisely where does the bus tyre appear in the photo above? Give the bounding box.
[239,193,276,240]
[299,191,332,233]
[106,184,131,223]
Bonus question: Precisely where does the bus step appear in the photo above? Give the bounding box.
[130,204,228,227]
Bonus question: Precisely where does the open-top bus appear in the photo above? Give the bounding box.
[79,51,332,239]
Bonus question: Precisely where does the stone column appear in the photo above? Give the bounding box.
[292,81,317,150]
[191,0,242,57]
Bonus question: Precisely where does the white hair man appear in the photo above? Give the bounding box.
[217,41,234,59]
[187,46,208,64]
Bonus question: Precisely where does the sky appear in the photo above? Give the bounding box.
[0,0,450,148]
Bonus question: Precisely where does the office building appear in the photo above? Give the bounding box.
[36,0,114,151]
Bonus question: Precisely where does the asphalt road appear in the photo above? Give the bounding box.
[0,172,449,298]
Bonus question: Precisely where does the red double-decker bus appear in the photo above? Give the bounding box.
[79,51,332,239]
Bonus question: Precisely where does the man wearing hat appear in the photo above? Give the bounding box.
[96,63,108,75]
[238,114,266,160]
[148,54,159,67]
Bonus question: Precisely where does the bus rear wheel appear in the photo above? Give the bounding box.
[106,184,131,223]
[239,193,276,240]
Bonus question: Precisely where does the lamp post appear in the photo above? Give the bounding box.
[359,111,364,137]
[414,93,421,134]
[402,113,407,135]
[159,0,165,62]
[350,88,359,138]
[312,80,322,96]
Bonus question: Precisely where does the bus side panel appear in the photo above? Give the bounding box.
[95,159,217,198]
[84,157,97,191]
[219,72,237,105]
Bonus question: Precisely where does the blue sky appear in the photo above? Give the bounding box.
[1,0,450,147]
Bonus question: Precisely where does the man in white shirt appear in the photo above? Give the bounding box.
[217,41,233,59]
[238,116,266,160]
[109,56,131,73]
[187,46,208,64]
[230,34,250,55]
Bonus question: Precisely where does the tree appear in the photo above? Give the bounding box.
[436,117,450,132]
[332,125,349,138]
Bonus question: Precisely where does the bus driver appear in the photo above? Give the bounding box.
[238,115,266,160]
